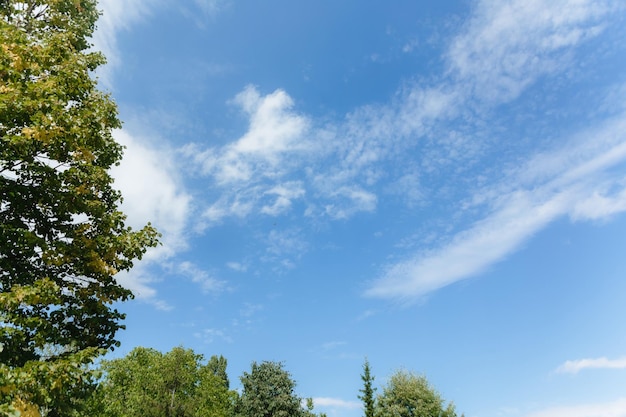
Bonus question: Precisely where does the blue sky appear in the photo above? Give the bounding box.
[93,1,626,416]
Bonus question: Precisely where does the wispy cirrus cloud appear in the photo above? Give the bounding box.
[365,112,626,300]
[362,0,626,301]
[194,328,233,344]
[556,356,626,374]
[447,0,616,103]
[524,398,626,417]
[178,261,228,294]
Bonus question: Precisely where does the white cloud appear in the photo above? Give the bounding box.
[556,357,626,374]
[239,303,263,318]
[322,186,378,220]
[189,79,459,226]
[194,328,233,344]
[184,86,314,227]
[571,187,626,221]
[359,0,626,301]
[114,265,172,311]
[365,190,566,299]
[402,38,419,53]
[227,261,248,272]
[92,1,208,308]
[232,86,310,157]
[261,182,306,216]
[202,192,256,226]
[365,112,626,300]
[313,397,361,410]
[178,261,227,293]
[111,130,193,304]
[265,229,308,258]
[196,85,310,186]
[524,398,626,417]
[320,341,347,351]
[112,130,192,260]
[447,0,614,102]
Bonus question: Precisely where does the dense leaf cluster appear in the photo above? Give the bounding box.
[360,364,462,417]
[85,347,235,417]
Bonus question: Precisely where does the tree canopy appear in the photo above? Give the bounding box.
[375,370,460,417]
[0,0,158,414]
[90,346,235,417]
[236,361,307,417]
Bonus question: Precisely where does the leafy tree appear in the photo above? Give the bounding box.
[94,346,235,417]
[358,358,376,417]
[99,347,167,417]
[206,354,230,389]
[0,0,158,414]
[195,360,236,417]
[375,370,460,417]
[236,361,306,417]
[303,397,327,417]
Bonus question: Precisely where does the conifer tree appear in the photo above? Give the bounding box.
[358,358,376,417]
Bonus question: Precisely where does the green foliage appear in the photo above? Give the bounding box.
[206,354,230,389]
[375,370,459,417]
[236,361,306,417]
[0,347,101,417]
[358,358,376,417]
[93,347,235,417]
[0,0,158,414]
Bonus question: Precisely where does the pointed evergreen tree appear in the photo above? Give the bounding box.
[358,358,376,417]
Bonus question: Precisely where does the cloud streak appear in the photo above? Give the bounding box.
[366,112,626,300]
[556,357,626,374]
[524,398,626,417]
[313,397,361,410]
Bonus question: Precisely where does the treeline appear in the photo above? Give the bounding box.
[72,346,462,417]
[79,346,311,417]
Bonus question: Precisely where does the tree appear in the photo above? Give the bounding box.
[97,347,164,417]
[0,0,158,414]
[375,370,460,417]
[358,358,376,417]
[236,361,306,417]
[206,354,230,389]
[195,357,236,417]
[94,346,235,417]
